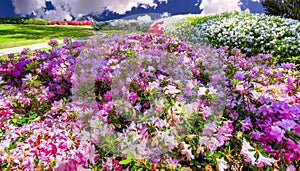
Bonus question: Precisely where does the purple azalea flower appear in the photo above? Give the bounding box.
[241,117,253,131]
[128,92,137,104]
[249,131,263,140]
[234,71,245,81]
[270,125,285,143]
[276,119,297,131]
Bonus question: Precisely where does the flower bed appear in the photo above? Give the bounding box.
[164,12,300,67]
[0,32,299,170]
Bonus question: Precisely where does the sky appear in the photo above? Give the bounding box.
[0,0,265,21]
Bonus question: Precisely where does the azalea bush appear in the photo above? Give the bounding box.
[164,12,300,67]
[92,21,110,31]
[0,32,299,171]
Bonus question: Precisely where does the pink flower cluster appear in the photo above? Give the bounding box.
[148,21,164,35]
[0,33,299,170]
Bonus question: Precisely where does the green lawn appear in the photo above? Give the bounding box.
[0,24,95,49]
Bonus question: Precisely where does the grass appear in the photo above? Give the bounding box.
[0,29,127,60]
[0,24,140,62]
[0,24,94,49]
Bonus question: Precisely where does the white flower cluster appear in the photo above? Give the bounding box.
[164,12,300,64]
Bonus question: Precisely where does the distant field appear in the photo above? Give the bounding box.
[0,24,95,49]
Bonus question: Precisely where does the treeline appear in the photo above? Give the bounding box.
[0,17,94,26]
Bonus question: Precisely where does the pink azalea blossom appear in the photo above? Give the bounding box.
[240,139,257,166]
[165,85,181,95]
[235,84,245,94]
[255,152,277,167]
[180,141,194,161]
[286,165,296,171]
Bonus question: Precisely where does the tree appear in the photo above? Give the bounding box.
[262,0,300,21]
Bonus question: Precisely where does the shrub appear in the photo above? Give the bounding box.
[164,12,300,67]
[0,17,50,25]
[92,21,109,31]
[0,34,299,170]
[22,18,50,25]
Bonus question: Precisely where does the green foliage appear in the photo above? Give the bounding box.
[262,0,300,21]
[0,17,51,25]
[92,21,110,31]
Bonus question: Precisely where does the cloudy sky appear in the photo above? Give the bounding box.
[0,0,265,21]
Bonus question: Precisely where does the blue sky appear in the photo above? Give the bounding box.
[0,0,265,21]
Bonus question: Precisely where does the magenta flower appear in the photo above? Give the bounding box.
[48,39,58,47]
[127,92,137,104]
[103,92,112,102]
[294,126,300,137]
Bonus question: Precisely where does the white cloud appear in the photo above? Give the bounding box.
[137,15,152,22]
[160,12,171,18]
[157,0,168,3]
[12,0,46,15]
[199,0,242,14]
[11,0,161,20]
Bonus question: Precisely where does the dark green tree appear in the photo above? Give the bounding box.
[262,0,300,21]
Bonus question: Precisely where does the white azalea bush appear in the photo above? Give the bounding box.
[165,12,300,67]
[164,13,234,45]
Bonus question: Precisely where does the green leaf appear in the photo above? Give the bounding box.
[126,150,135,159]
[130,166,137,171]
[13,102,18,107]
[138,168,143,171]
[115,123,121,128]
[207,152,214,157]
[49,158,56,168]
[233,79,239,86]
[145,162,151,169]
[119,159,132,165]
[171,98,176,104]
[11,119,17,124]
